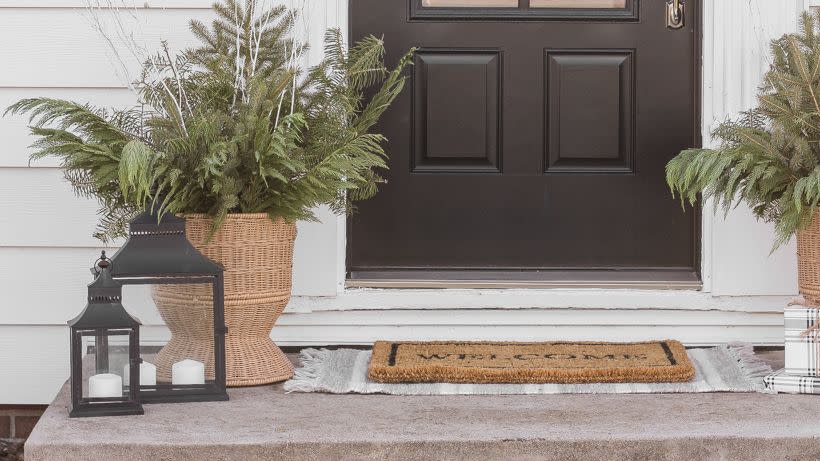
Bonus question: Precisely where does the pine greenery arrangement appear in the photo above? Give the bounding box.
[5,1,413,241]
[666,11,820,248]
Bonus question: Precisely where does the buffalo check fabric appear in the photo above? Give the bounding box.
[785,305,820,376]
[764,368,820,394]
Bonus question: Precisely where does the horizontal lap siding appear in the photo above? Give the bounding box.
[0,326,71,405]
[0,6,210,405]
[0,9,213,88]
[0,169,109,247]
[0,1,345,403]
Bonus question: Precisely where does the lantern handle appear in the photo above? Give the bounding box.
[91,251,111,276]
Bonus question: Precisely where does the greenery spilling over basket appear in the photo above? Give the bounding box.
[6,0,414,241]
[666,11,820,304]
[666,11,820,249]
[666,13,820,303]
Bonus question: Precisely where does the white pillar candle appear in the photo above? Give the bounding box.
[88,373,122,398]
[123,361,157,386]
[172,359,205,385]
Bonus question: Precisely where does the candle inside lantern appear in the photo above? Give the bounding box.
[88,373,122,398]
[172,359,205,385]
[122,361,157,386]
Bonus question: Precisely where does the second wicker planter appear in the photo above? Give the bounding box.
[152,213,297,387]
[798,211,820,306]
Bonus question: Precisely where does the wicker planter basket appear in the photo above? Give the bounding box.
[152,213,297,387]
[798,212,820,305]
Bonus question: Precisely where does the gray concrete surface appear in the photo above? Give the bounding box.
[25,349,820,461]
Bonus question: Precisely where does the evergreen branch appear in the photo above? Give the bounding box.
[667,10,820,249]
[4,0,413,241]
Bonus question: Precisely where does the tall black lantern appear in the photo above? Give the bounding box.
[109,211,228,403]
[69,257,144,418]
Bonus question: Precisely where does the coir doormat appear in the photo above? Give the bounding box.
[368,340,695,384]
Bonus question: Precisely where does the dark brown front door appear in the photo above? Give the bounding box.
[349,0,699,280]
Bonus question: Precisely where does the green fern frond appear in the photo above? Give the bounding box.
[4,0,413,241]
[667,10,820,249]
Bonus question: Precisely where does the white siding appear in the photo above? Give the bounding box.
[0,0,346,404]
[0,326,71,405]
[0,9,209,88]
[0,0,811,404]
[0,169,106,247]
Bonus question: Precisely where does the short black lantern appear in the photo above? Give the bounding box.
[69,255,144,418]
[109,211,228,403]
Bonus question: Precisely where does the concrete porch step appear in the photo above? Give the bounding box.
[25,350,820,461]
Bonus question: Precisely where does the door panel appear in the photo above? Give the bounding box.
[413,50,501,172]
[545,50,633,172]
[349,0,699,274]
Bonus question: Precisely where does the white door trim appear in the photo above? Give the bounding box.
[317,0,805,306]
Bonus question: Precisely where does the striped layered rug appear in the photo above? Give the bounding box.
[284,343,771,395]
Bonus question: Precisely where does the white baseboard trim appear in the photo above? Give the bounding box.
[269,308,784,347]
[286,288,793,314]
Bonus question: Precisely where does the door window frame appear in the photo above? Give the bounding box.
[409,0,638,21]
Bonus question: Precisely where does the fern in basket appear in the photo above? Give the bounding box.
[5,0,413,242]
[666,11,820,249]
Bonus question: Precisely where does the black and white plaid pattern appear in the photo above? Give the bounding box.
[784,305,820,376]
[764,368,820,394]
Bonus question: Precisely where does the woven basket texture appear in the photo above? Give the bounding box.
[152,213,297,386]
[799,212,820,306]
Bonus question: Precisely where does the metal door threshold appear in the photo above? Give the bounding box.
[346,270,702,290]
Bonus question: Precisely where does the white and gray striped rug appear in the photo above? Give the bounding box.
[284,343,771,395]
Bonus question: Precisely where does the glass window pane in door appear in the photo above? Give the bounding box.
[422,0,517,7]
[530,0,626,7]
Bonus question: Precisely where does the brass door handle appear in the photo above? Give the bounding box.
[666,0,684,29]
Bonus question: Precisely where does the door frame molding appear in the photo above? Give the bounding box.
[407,0,640,21]
[691,0,704,287]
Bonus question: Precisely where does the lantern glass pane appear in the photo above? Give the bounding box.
[80,331,131,399]
[125,281,217,392]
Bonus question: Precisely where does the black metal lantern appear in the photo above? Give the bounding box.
[69,256,144,418]
[108,211,228,403]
